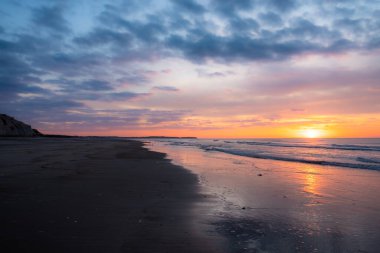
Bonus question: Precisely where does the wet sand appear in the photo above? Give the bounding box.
[0,138,223,253]
[149,141,380,253]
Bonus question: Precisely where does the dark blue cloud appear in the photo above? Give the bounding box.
[119,19,165,43]
[74,28,132,48]
[228,17,260,33]
[69,1,380,64]
[170,0,205,14]
[0,34,55,55]
[4,3,379,65]
[106,91,149,101]
[14,98,82,110]
[33,52,105,76]
[267,0,296,12]
[81,80,113,90]
[258,12,283,27]
[0,75,47,100]
[32,5,70,33]
[86,1,379,63]
[0,40,47,100]
[368,37,380,49]
[116,72,151,85]
[211,0,254,15]
[98,7,166,44]
[0,97,83,124]
[276,18,341,41]
[167,33,319,62]
[43,78,148,100]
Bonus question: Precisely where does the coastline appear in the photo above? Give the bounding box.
[148,140,380,253]
[0,137,223,252]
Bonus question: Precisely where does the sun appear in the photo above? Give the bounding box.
[302,129,322,138]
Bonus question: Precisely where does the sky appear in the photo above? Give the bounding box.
[1,0,380,138]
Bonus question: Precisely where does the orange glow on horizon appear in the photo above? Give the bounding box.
[39,114,380,138]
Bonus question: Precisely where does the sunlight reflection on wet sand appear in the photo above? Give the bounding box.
[148,141,380,253]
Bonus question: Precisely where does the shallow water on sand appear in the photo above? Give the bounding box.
[147,141,380,253]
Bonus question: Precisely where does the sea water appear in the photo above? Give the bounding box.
[146,138,380,253]
[154,138,380,171]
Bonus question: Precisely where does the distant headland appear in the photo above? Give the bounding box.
[0,114,197,139]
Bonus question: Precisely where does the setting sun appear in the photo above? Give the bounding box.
[301,129,322,138]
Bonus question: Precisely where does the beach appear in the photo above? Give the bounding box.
[2,0,380,251]
[148,139,380,253]
[0,138,223,253]
[2,137,380,253]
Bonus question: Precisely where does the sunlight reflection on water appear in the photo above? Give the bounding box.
[147,141,380,253]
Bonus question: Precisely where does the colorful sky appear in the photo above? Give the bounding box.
[1,0,380,137]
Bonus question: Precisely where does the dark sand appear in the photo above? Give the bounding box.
[0,138,223,253]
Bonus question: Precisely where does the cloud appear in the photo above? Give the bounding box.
[153,86,179,92]
[258,12,283,27]
[144,109,187,124]
[211,0,254,16]
[32,52,105,77]
[106,91,149,101]
[1,0,380,135]
[0,41,47,99]
[74,28,132,48]
[21,107,190,134]
[43,78,149,101]
[197,69,235,78]
[228,17,260,34]
[167,33,320,62]
[80,80,113,90]
[59,1,380,64]
[170,0,205,14]
[267,0,296,12]
[0,97,83,124]
[116,70,155,85]
[31,5,70,33]
[98,7,166,44]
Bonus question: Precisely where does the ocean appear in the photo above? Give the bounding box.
[152,138,380,171]
[146,138,380,252]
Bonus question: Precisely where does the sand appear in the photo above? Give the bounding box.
[149,141,380,253]
[0,138,223,253]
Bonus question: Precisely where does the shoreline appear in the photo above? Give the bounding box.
[0,137,223,252]
[148,140,380,253]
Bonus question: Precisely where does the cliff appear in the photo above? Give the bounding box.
[0,114,42,137]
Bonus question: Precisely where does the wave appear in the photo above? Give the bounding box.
[331,144,380,151]
[206,147,380,171]
[356,157,380,164]
[159,139,380,171]
[236,141,380,152]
